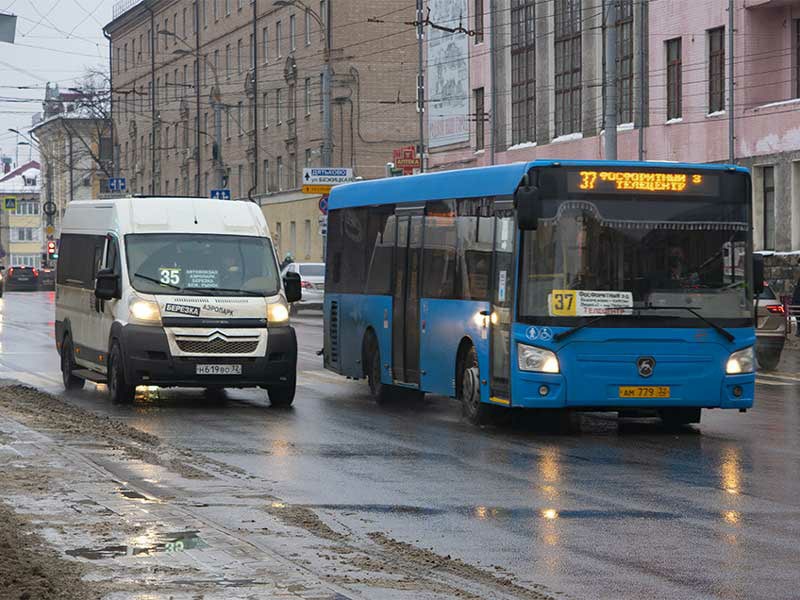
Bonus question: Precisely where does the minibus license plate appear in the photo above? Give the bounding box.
[619,386,670,398]
[196,364,242,375]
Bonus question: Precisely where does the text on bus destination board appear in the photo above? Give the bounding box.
[568,170,719,195]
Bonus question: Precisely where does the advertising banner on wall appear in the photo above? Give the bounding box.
[427,0,470,148]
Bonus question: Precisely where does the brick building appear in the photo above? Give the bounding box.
[105,0,419,261]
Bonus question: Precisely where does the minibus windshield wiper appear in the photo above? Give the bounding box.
[637,305,735,342]
[183,286,264,297]
[132,272,180,290]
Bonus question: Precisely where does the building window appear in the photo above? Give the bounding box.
[15,200,39,215]
[238,101,244,135]
[226,106,231,138]
[263,92,269,126]
[708,26,725,113]
[290,14,296,51]
[237,39,243,74]
[204,112,209,144]
[304,219,311,258]
[304,77,311,115]
[288,83,295,122]
[277,156,284,190]
[511,0,536,144]
[124,43,128,70]
[666,38,682,120]
[305,148,312,167]
[11,227,40,242]
[320,72,324,112]
[276,88,283,124]
[795,20,800,97]
[276,21,282,58]
[474,0,484,44]
[554,0,581,136]
[275,222,282,253]
[225,0,231,16]
[305,9,312,46]
[10,254,39,268]
[264,159,270,192]
[225,44,232,79]
[263,27,269,63]
[616,0,634,124]
[763,166,775,250]
[474,87,485,150]
[237,164,243,197]
[290,221,297,255]
[249,33,255,70]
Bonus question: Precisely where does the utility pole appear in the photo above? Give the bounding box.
[195,2,202,195]
[604,0,618,161]
[637,0,646,161]
[416,0,425,172]
[321,0,332,168]
[489,0,496,165]
[212,89,225,189]
[728,0,735,163]
[251,0,259,197]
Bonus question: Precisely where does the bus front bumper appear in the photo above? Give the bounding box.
[510,372,754,410]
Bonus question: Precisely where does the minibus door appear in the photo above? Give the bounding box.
[392,206,423,385]
[490,202,515,401]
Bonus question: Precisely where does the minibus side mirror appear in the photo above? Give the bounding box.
[753,254,765,296]
[283,271,302,303]
[95,268,120,301]
[515,184,542,230]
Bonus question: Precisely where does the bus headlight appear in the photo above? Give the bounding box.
[726,346,755,374]
[267,301,290,326]
[128,297,161,325]
[517,343,560,374]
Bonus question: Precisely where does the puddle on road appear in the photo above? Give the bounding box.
[66,530,206,560]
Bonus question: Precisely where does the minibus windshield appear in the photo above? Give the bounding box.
[126,233,280,296]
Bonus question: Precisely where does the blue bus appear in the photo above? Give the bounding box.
[323,161,761,426]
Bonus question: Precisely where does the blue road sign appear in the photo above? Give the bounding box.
[4,197,15,211]
[108,177,127,192]
[318,197,328,214]
[210,189,231,200]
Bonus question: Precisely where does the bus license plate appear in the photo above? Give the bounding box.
[619,386,670,399]
[196,364,242,376]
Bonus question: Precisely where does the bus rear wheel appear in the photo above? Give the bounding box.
[459,346,493,426]
[365,332,391,404]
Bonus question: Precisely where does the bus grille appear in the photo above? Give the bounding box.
[176,338,259,354]
[329,301,340,366]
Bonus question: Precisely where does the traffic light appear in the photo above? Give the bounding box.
[47,240,56,256]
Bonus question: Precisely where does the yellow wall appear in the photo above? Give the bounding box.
[261,196,325,263]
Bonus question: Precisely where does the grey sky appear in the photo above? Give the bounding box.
[0,0,113,165]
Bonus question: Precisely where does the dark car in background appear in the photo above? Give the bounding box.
[755,283,787,370]
[38,266,56,291]
[4,266,40,292]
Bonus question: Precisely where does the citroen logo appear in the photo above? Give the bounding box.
[637,357,656,378]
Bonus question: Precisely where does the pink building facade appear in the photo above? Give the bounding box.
[427,0,800,252]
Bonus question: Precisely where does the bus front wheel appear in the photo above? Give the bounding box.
[459,346,493,426]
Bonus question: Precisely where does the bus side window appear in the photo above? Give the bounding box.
[365,206,395,295]
[457,198,494,301]
[422,200,457,299]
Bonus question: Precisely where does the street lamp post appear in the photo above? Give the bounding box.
[273,0,332,168]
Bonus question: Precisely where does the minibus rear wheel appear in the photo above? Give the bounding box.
[60,335,85,391]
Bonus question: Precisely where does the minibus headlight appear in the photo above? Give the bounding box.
[129,298,161,325]
[517,343,560,374]
[267,301,290,326]
[726,346,755,375]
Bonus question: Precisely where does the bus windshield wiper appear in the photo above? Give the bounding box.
[553,314,627,343]
[183,286,264,297]
[638,305,735,342]
[132,272,180,290]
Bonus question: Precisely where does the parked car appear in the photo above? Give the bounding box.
[38,267,56,291]
[4,266,40,291]
[0,267,4,297]
[282,262,324,312]
[755,283,786,370]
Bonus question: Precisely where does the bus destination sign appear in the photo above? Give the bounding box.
[568,170,720,196]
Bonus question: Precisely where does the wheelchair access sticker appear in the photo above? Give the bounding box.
[548,290,633,317]
[526,326,553,342]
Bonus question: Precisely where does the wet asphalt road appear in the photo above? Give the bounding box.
[2,292,800,600]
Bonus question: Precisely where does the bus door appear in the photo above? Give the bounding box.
[490,201,516,401]
[392,205,424,385]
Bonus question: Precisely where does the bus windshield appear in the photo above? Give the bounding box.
[126,233,280,296]
[519,167,752,325]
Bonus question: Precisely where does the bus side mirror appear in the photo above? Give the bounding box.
[95,268,120,300]
[284,271,302,303]
[515,185,542,230]
[753,254,765,296]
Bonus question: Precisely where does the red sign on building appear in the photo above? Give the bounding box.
[393,145,421,175]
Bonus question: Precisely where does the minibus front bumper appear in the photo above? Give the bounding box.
[119,324,297,388]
